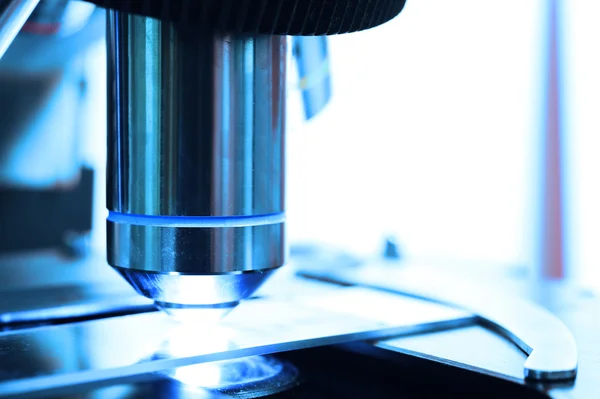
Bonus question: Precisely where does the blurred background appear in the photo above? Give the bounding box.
[72,0,599,290]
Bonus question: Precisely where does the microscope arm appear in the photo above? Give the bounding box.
[0,0,39,58]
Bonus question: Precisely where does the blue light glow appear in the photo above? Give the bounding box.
[107,211,286,228]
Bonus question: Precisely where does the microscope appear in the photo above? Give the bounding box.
[0,1,597,398]
[1,0,403,315]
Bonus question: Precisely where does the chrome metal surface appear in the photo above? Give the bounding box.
[299,263,578,381]
[0,286,473,396]
[115,266,278,307]
[0,0,40,59]
[107,219,285,275]
[105,11,287,309]
[106,12,286,218]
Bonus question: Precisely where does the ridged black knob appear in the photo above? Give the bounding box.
[83,0,406,35]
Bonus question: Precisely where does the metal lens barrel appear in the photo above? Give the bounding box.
[106,10,286,312]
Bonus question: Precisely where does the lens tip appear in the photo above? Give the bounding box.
[155,301,239,324]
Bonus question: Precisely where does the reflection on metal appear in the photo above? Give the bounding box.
[0,286,473,396]
[299,264,578,381]
[0,0,40,59]
[161,356,299,398]
[108,222,285,275]
[105,11,287,310]
[114,266,278,309]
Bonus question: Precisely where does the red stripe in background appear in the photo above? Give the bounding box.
[542,0,565,279]
[21,22,61,35]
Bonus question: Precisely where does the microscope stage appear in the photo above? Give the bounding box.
[0,285,471,396]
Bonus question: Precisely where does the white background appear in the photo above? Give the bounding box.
[83,1,600,290]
